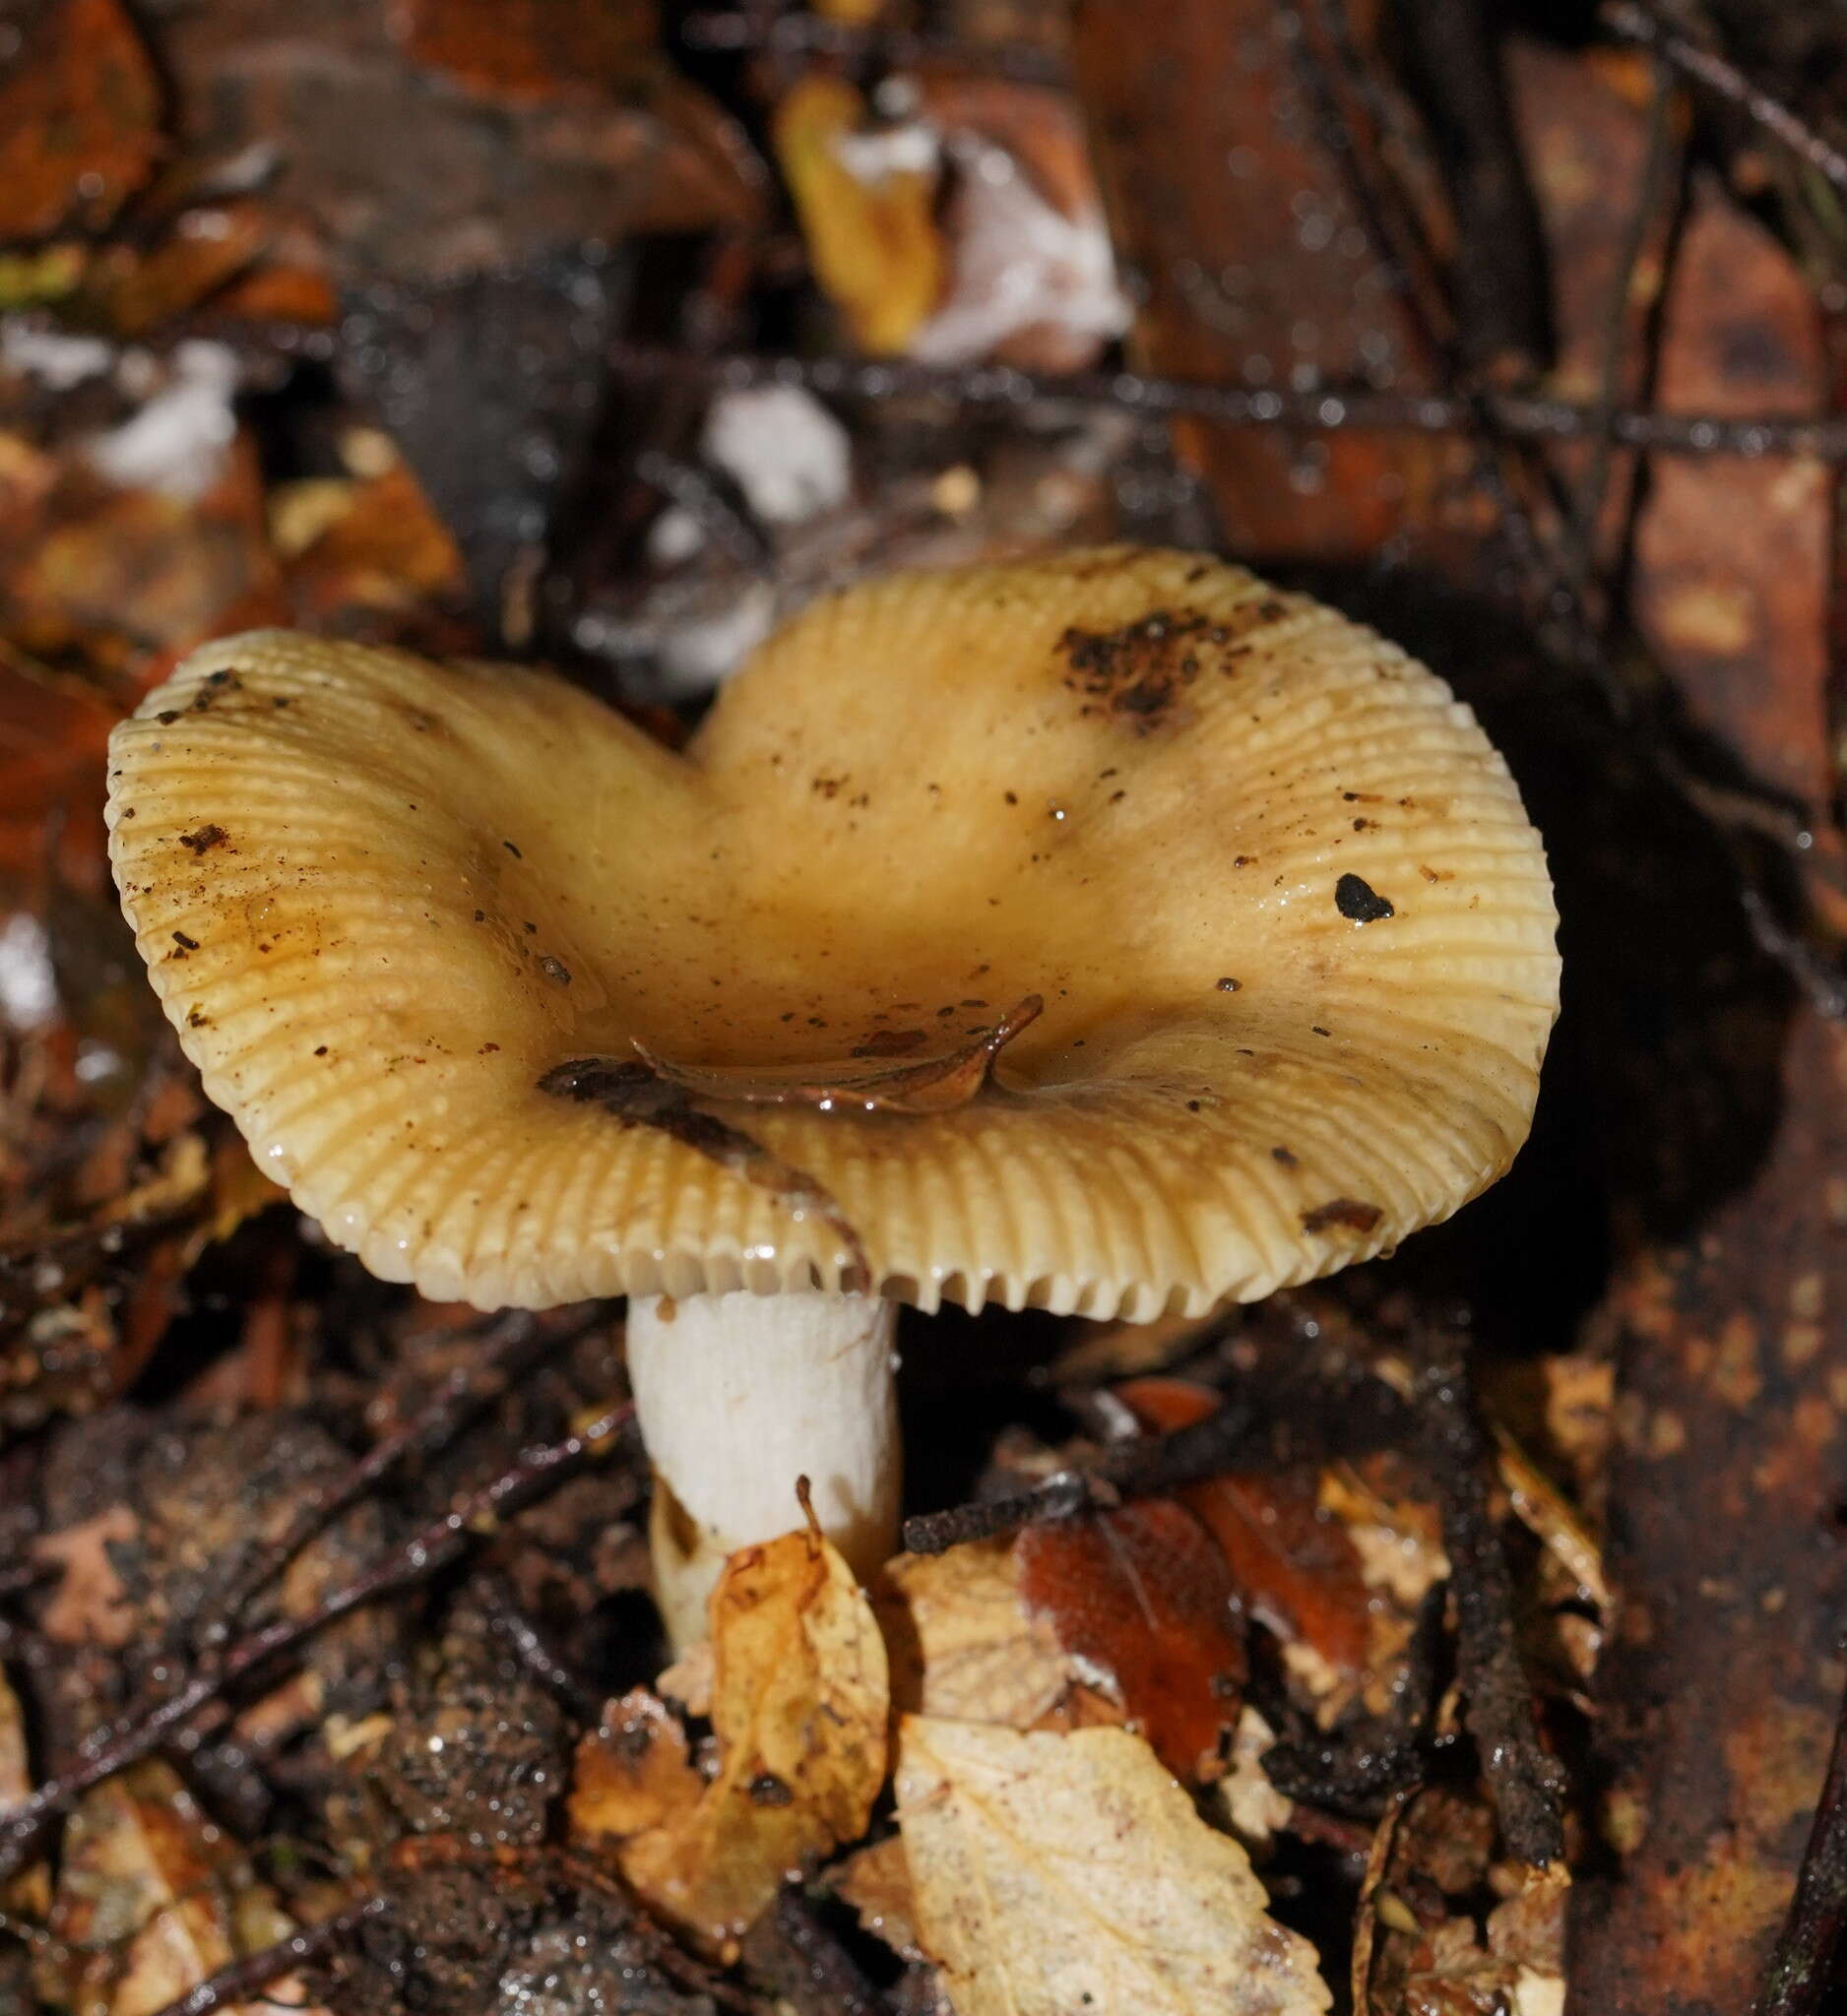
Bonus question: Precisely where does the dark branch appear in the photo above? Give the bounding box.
[1417,1357,1566,1867]
[1601,2,1847,199]
[902,1365,1411,1554]
[605,342,1847,461]
[200,1308,602,1648]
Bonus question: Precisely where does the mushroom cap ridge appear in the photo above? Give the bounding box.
[105,546,1560,1318]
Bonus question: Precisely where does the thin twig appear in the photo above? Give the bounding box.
[605,341,1847,460]
[147,1900,388,2016]
[678,9,1065,84]
[1751,1632,1847,2015]
[1384,0,1553,379]
[1576,57,1680,544]
[903,1367,1412,1554]
[201,1308,600,1647]
[1600,2,1847,200]
[479,1570,602,1723]
[0,1404,635,1884]
[1417,1357,1565,1867]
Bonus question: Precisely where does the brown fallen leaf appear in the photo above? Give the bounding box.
[1017,1496,1246,1781]
[773,75,946,355]
[1117,1378,1374,1687]
[572,1530,888,1946]
[0,0,161,243]
[570,1686,704,1841]
[896,1717,1331,2016]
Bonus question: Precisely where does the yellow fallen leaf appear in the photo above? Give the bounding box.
[572,1530,888,1945]
[895,1718,1331,2016]
[0,1667,48,1918]
[772,75,945,354]
[569,1687,704,1840]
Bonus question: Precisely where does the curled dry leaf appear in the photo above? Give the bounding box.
[571,1531,888,1946]
[896,1717,1331,2016]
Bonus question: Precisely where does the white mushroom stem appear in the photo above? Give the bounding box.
[625,1289,901,1647]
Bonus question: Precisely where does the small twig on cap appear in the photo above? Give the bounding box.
[142,1899,388,2016]
[0,1404,635,1885]
[1600,1,1847,200]
[1416,1356,1565,1867]
[1750,1632,1847,2016]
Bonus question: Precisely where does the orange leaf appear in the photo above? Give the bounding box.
[1017,1497,1244,1782]
[1117,1377,1372,1684]
[0,0,161,242]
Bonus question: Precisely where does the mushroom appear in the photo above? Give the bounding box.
[105,547,1560,1643]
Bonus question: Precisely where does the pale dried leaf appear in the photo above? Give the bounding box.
[44,1760,331,2016]
[32,1504,139,1649]
[833,1835,924,1961]
[573,1532,887,1944]
[880,1538,1083,1727]
[896,1718,1331,2016]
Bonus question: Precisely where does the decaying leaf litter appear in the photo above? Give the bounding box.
[2,1,1847,2012]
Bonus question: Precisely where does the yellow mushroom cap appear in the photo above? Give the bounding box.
[105,547,1560,1319]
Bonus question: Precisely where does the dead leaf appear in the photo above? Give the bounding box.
[1017,1496,1245,1781]
[0,1667,49,1918]
[32,1504,139,1648]
[879,1537,1080,1728]
[572,1530,888,1945]
[43,1759,331,2016]
[1117,1379,1373,1686]
[773,75,946,355]
[896,1718,1331,2016]
[570,1687,704,1841]
[832,1835,924,1961]
[0,0,161,242]
[396,0,657,102]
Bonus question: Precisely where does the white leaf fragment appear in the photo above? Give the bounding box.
[896,1717,1331,2016]
[701,384,853,527]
